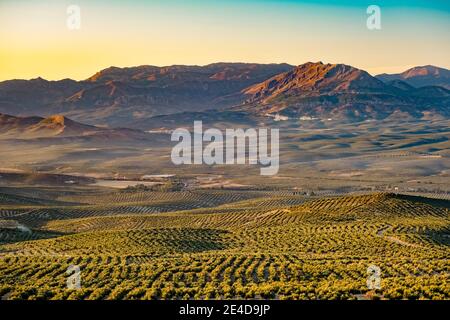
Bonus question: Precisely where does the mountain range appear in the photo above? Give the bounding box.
[0,62,449,129]
[235,62,450,121]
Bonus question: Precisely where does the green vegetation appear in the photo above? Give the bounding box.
[122,180,186,193]
[0,190,448,300]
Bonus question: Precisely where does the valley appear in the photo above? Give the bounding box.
[0,62,449,300]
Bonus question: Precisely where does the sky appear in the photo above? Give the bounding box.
[0,0,449,81]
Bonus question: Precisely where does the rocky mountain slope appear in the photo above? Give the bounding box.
[0,63,293,127]
[234,62,450,121]
[0,62,449,127]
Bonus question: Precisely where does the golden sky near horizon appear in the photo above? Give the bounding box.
[1,0,449,81]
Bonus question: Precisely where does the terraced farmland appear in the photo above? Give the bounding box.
[0,189,448,300]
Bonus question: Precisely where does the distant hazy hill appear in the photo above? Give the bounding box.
[376,65,450,89]
[0,113,148,140]
[0,62,449,127]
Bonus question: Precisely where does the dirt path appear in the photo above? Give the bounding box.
[376,225,422,248]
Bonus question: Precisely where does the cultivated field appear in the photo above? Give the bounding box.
[0,187,448,300]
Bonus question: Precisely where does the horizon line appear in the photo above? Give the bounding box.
[1,61,447,82]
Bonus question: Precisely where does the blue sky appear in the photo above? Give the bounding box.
[1,0,449,80]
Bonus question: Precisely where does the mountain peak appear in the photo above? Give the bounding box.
[85,63,294,84]
[44,114,67,126]
[376,65,450,89]
[0,113,101,139]
[31,114,88,134]
[236,62,450,120]
[31,77,47,82]
[402,65,445,77]
[243,61,386,103]
[1,62,449,126]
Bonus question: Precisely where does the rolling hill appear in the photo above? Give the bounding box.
[0,189,448,300]
[0,113,148,140]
